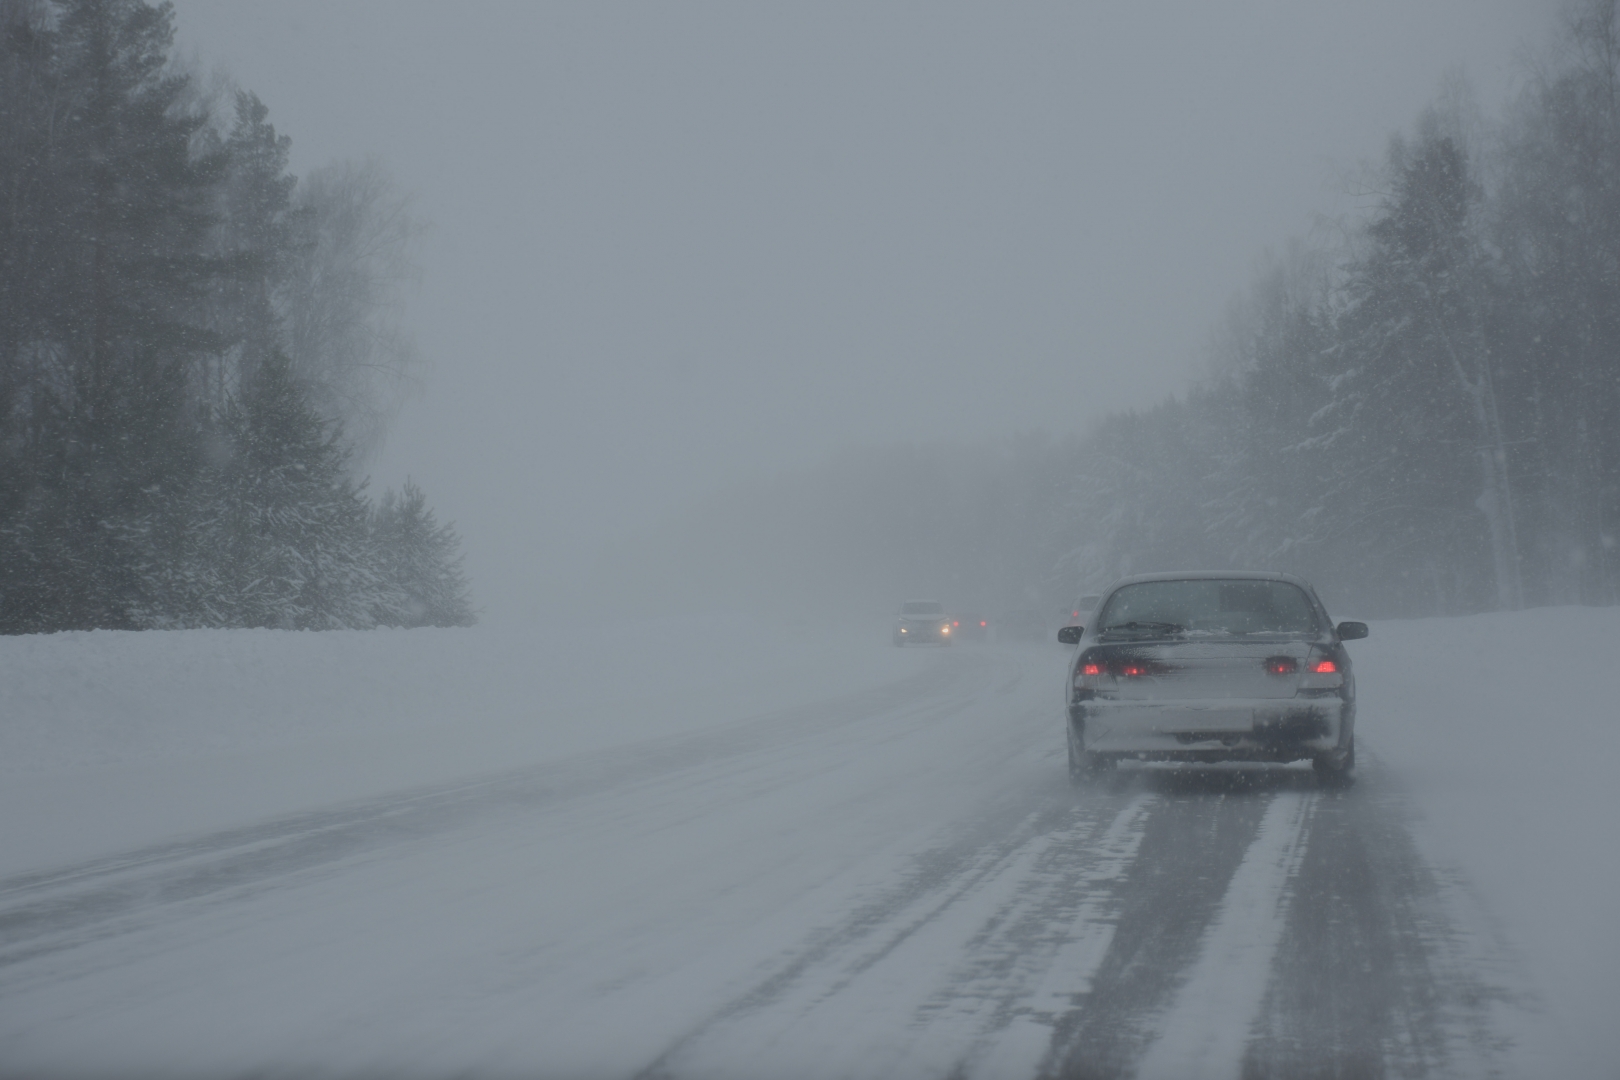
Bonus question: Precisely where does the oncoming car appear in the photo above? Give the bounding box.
[893,601,952,646]
[1056,572,1367,784]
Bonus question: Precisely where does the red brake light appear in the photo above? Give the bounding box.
[953,620,960,627]
[1120,662,1148,677]
[1072,611,1080,619]
[979,620,987,627]
[1312,658,1338,674]
[1266,657,1298,675]
[1081,662,1103,677]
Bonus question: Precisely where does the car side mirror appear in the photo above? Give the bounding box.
[1056,626,1083,645]
[1336,621,1368,641]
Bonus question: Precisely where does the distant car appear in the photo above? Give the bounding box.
[893,601,953,646]
[1061,595,1101,628]
[1057,572,1366,784]
[949,614,989,641]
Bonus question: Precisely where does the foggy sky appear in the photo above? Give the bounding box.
[172,1,1550,621]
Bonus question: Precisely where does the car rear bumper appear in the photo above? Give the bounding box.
[1072,698,1346,762]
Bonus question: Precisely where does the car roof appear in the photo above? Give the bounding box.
[1103,570,1315,589]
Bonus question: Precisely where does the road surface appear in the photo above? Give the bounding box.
[0,645,1517,1078]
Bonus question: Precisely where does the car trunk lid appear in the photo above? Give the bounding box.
[1103,640,1314,700]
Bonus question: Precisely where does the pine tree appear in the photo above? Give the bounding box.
[163,351,379,629]
[211,89,299,406]
[1325,127,1519,613]
[1494,0,1620,604]
[0,2,468,632]
[371,480,474,628]
[0,0,225,631]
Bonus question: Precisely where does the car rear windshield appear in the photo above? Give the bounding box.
[1094,580,1322,639]
[901,602,944,615]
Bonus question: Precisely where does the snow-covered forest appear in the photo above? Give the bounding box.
[0,0,472,632]
[633,2,1620,622]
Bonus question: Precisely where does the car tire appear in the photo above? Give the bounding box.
[1067,726,1113,784]
[1313,735,1356,787]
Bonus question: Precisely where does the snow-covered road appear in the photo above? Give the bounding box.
[0,634,1542,1079]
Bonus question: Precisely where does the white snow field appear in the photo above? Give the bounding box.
[0,607,1616,1077]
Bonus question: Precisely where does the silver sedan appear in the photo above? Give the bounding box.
[1057,572,1366,784]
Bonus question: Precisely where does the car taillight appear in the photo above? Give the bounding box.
[1074,652,1157,694]
[1077,657,1151,681]
[979,620,987,627]
[953,620,960,627]
[1297,648,1344,693]
[1266,657,1298,675]
[1074,652,1106,696]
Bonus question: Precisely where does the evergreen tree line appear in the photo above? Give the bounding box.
[0,0,472,632]
[1055,0,1620,617]
[635,1,1620,621]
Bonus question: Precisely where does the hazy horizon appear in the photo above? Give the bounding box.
[172,0,1552,620]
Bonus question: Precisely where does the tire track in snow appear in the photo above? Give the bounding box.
[1044,757,1518,1080]
[1042,770,1316,1080]
[955,792,1156,1080]
[1129,789,1315,1080]
[0,652,994,973]
[1242,751,1520,1079]
[639,790,1155,1080]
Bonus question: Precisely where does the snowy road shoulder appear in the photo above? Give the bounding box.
[1355,606,1620,1077]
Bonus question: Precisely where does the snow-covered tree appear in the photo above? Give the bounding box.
[370,481,474,628]
[0,0,467,633]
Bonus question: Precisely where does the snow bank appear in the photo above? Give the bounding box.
[1354,605,1620,1077]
